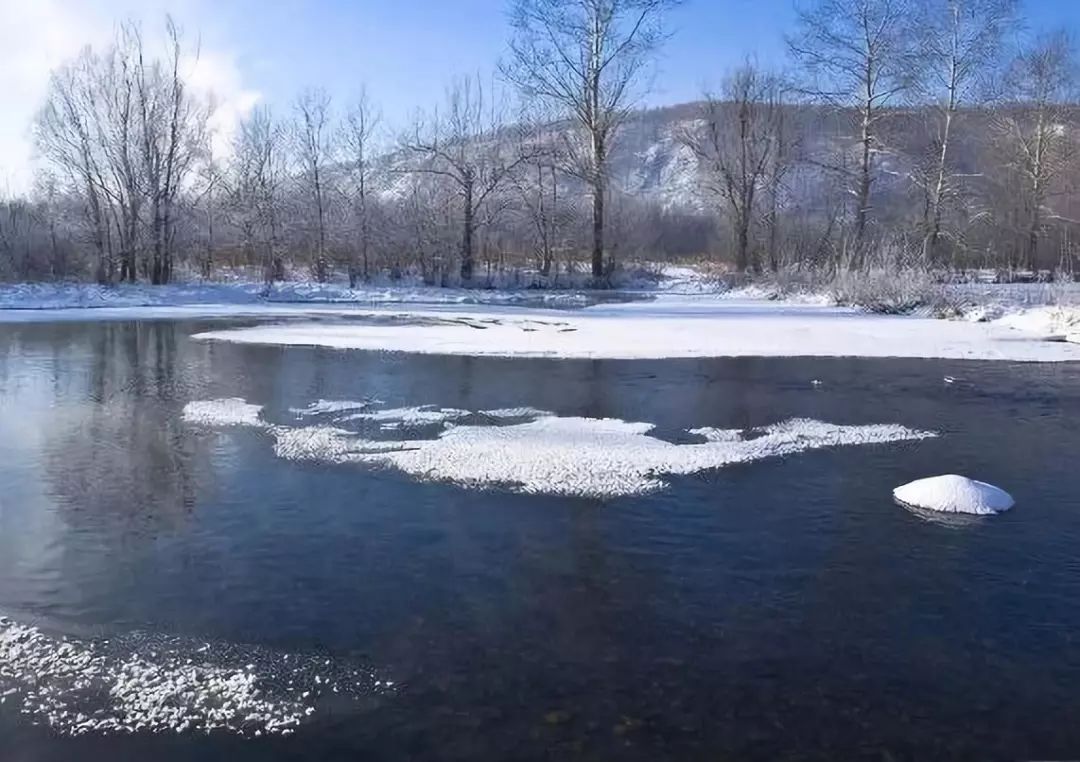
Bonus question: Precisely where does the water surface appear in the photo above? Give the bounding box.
[1,319,1079,760]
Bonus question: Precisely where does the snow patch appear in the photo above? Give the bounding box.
[290,399,380,416]
[994,306,1080,339]
[893,474,1014,515]
[182,398,265,427]
[185,398,936,498]
[0,617,391,737]
[340,406,472,426]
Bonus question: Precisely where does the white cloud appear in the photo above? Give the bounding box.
[183,49,262,158]
[0,0,107,194]
[0,0,259,194]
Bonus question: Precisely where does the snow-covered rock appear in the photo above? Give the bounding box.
[893,475,1014,515]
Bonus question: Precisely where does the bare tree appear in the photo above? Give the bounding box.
[682,63,786,272]
[293,88,336,282]
[916,0,1017,264]
[228,106,287,284]
[789,0,918,254]
[994,30,1079,271]
[136,18,208,284]
[511,111,569,277]
[403,77,530,281]
[36,50,116,283]
[503,0,679,278]
[343,89,382,285]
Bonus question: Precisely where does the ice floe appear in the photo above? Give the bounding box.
[182,398,266,427]
[185,398,936,498]
[0,616,392,737]
[893,474,1014,515]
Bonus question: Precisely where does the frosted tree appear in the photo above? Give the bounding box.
[682,63,787,272]
[403,77,530,281]
[994,30,1079,271]
[916,0,1017,264]
[503,0,679,278]
[292,88,336,282]
[343,89,382,285]
[789,0,918,257]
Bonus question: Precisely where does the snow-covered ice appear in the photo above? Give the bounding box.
[187,398,936,498]
[182,398,266,427]
[192,295,1080,362]
[893,475,1015,515]
[0,616,391,737]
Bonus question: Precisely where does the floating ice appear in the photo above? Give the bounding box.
[186,398,936,498]
[0,617,392,737]
[182,398,265,427]
[893,474,1014,515]
[688,426,746,443]
[339,406,472,426]
[290,398,380,416]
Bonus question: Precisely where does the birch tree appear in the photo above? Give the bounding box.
[916,0,1016,264]
[995,30,1078,271]
[789,0,918,255]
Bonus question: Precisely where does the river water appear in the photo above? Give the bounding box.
[1,318,1079,760]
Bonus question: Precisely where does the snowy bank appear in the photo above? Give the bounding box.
[193,295,1080,362]
[994,305,1080,340]
[185,398,936,498]
[0,280,593,315]
[893,475,1014,515]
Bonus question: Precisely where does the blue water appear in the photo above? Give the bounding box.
[2,318,1080,760]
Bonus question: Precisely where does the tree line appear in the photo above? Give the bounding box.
[1,0,1078,286]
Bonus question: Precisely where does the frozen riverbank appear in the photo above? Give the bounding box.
[3,276,1080,361]
[192,294,1080,362]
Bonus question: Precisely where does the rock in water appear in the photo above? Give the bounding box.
[893,475,1014,515]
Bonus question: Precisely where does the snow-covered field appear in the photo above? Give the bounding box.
[3,272,1080,361]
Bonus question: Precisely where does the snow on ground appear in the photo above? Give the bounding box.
[186,398,936,498]
[993,306,1080,340]
[4,272,1080,361]
[192,295,1080,362]
[0,616,392,737]
[893,475,1015,515]
[0,280,592,312]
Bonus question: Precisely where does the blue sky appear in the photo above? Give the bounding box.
[188,0,1080,121]
[2,0,1080,191]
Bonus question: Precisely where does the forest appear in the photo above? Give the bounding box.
[1,0,1077,288]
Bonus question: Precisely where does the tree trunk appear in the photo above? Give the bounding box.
[735,215,750,272]
[461,177,475,282]
[591,176,604,278]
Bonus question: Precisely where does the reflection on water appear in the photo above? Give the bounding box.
[2,319,1080,760]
